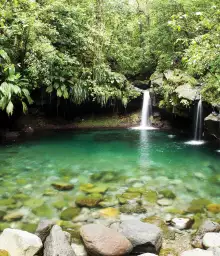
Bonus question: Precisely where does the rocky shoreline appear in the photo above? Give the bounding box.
[0,218,219,256]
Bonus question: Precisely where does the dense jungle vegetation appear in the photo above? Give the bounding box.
[0,0,219,116]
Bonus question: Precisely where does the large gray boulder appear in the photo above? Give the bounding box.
[44,225,75,256]
[80,224,133,256]
[0,228,42,256]
[208,247,220,256]
[175,84,200,101]
[111,220,162,254]
[35,219,54,242]
[192,220,220,248]
[205,113,220,139]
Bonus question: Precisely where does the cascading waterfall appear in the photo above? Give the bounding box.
[185,96,205,145]
[140,90,152,128]
[131,90,155,130]
[194,97,203,141]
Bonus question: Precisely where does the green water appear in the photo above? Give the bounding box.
[0,129,219,227]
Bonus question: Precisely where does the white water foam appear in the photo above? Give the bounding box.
[185,140,206,146]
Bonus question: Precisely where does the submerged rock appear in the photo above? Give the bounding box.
[142,190,158,203]
[80,224,133,256]
[111,219,162,254]
[206,204,220,214]
[44,225,75,256]
[60,207,81,221]
[120,204,147,214]
[75,194,103,207]
[203,232,220,248]
[159,189,176,199]
[3,211,23,222]
[99,208,119,218]
[51,182,74,191]
[80,183,108,194]
[187,198,211,213]
[32,204,54,218]
[0,228,42,256]
[157,198,173,206]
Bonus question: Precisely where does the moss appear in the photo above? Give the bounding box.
[0,198,15,206]
[80,183,109,194]
[99,208,119,218]
[24,198,44,208]
[206,204,220,214]
[60,207,81,220]
[120,204,147,214]
[12,193,30,201]
[32,204,54,218]
[187,198,212,213]
[75,193,103,207]
[159,248,178,256]
[159,189,176,199]
[142,190,158,203]
[142,216,175,240]
[21,222,38,233]
[52,200,68,210]
[0,222,10,232]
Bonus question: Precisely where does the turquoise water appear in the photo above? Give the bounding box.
[0,129,219,227]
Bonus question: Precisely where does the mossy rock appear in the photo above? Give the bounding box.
[126,187,145,193]
[142,190,158,203]
[3,211,23,222]
[12,193,30,201]
[0,198,15,206]
[32,204,54,218]
[57,220,76,229]
[116,195,128,205]
[60,207,81,220]
[187,198,212,213]
[90,171,119,183]
[209,175,220,186]
[192,213,205,230]
[0,210,6,221]
[0,250,9,256]
[121,192,141,200]
[75,193,103,207]
[59,221,81,244]
[120,204,147,214]
[142,216,175,240]
[21,222,38,233]
[52,200,68,210]
[43,189,57,196]
[99,208,119,218]
[99,196,118,207]
[80,183,109,194]
[159,248,178,256]
[24,198,44,208]
[159,189,176,199]
[16,179,28,185]
[51,182,74,191]
[0,222,10,232]
[206,204,220,214]
[165,208,186,215]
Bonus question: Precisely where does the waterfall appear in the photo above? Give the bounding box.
[140,90,152,128]
[194,97,203,141]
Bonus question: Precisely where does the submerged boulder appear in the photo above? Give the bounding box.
[111,220,162,254]
[0,228,42,256]
[80,183,109,194]
[60,207,81,221]
[51,182,74,191]
[80,224,133,256]
[75,194,103,207]
[205,113,220,139]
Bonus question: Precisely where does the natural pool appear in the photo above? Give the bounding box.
[0,129,219,235]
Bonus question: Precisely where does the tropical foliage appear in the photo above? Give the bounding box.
[0,0,219,115]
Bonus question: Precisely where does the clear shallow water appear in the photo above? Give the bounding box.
[0,129,219,225]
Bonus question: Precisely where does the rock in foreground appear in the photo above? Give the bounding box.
[203,232,220,248]
[0,228,42,256]
[44,225,75,256]
[80,224,133,256]
[111,220,162,254]
[181,248,213,256]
